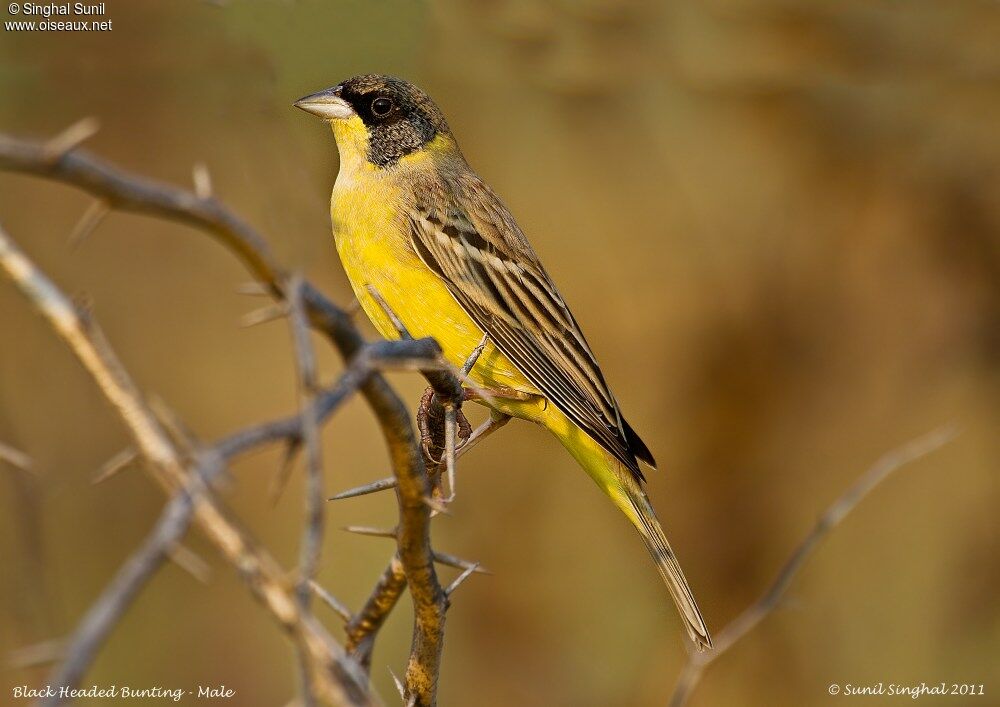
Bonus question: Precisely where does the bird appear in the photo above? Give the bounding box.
[295,74,712,650]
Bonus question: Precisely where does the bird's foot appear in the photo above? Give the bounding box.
[417,386,473,504]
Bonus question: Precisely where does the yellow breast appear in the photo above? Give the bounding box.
[329,126,537,400]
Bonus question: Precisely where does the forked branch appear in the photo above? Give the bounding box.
[668,425,957,707]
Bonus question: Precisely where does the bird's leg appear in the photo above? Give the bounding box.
[456,410,511,461]
[416,386,472,499]
[328,404,509,503]
[436,335,490,501]
[462,385,535,403]
[329,335,518,504]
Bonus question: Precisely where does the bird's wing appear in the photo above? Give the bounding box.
[408,173,654,480]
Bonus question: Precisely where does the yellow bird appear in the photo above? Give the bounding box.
[296,75,712,650]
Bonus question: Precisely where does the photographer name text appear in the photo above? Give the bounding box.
[828,682,985,699]
[5,3,112,32]
[12,3,104,17]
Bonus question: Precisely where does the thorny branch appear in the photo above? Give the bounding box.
[41,491,196,703]
[667,425,957,707]
[0,125,954,707]
[288,274,326,707]
[0,224,373,707]
[0,126,488,707]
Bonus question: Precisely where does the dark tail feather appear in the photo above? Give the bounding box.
[629,485,712,650]
[623,417,656,469]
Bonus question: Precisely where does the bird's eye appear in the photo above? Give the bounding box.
[371,97,394,117]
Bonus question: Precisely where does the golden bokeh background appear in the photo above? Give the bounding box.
[1,1,997,705]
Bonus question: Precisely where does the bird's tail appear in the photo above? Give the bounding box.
[542,406,713,650]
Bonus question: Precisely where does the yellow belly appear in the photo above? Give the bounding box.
[331,183,542,417]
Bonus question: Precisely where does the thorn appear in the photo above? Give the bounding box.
[308,580,352,622]
[365,284,410,338]
[168,543,212,583]
[443,405,457,503]
[5,638,67,670]
[370,355,446,373]
[422,495,451,516]
[460,335,488,376]
[287,273,319,393]
[341,525,397,539]
[445,562,480,596]
[388,668,405,701]
[240,302,288,328]
[91,447,138,484]
[268,438,302,507]
[456,413,511,461]
[328,476,397,500]
[0,441,33,473]
[433,551,490,575]
[192,162,213,200]
[43,116,100,161]
[67,198,110,249]
[235,281,271,297]
[149,395,198,452]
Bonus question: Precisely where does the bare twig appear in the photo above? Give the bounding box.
[668,425,957,707]
[309,581,353,623]
[269,439,303,506]
[42,117,100,161]
[432,551,488,575]
[0,131,285,291]
[0,129,484,707]
[328,410,510,503]
[342,526,398,539]
[39,490,196,702]
[288,273,326,707]
[67,198,110,249]
[458,412,511,460]
[366,284,410,338]
[236,281,271,296]
[90,447,137,485]
[389,668,406,702]
[443,563,480,597]
[192,162,213,200]
[0,440,33,472]
[329,477,398,501]
[0,225,372,707]
[167,542,212,584]
[346,556,408,670]
[442,406,457,503]
[6,639,66,670]
[460,335,487,377]
[241,302,288,328]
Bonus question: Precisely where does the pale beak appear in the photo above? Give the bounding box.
[294,86,354,120]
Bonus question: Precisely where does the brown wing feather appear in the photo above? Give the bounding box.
[408,172,655,479]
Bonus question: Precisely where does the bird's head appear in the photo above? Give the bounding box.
[295,74,455,169]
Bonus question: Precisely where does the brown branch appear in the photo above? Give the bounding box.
[667,425,957,707]
[90,447,137,485]
[0,131,286,293]
[212,339,445,463]
[0,224,372,707]
[0,128,479,707]
[0,440,33,472]
[346,555,409,671]
[288,274,325,707]
[39,489,196,705]
[310,581,353,624]
[328,411,509,503]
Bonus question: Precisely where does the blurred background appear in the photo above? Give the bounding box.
[1,1,998,705]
